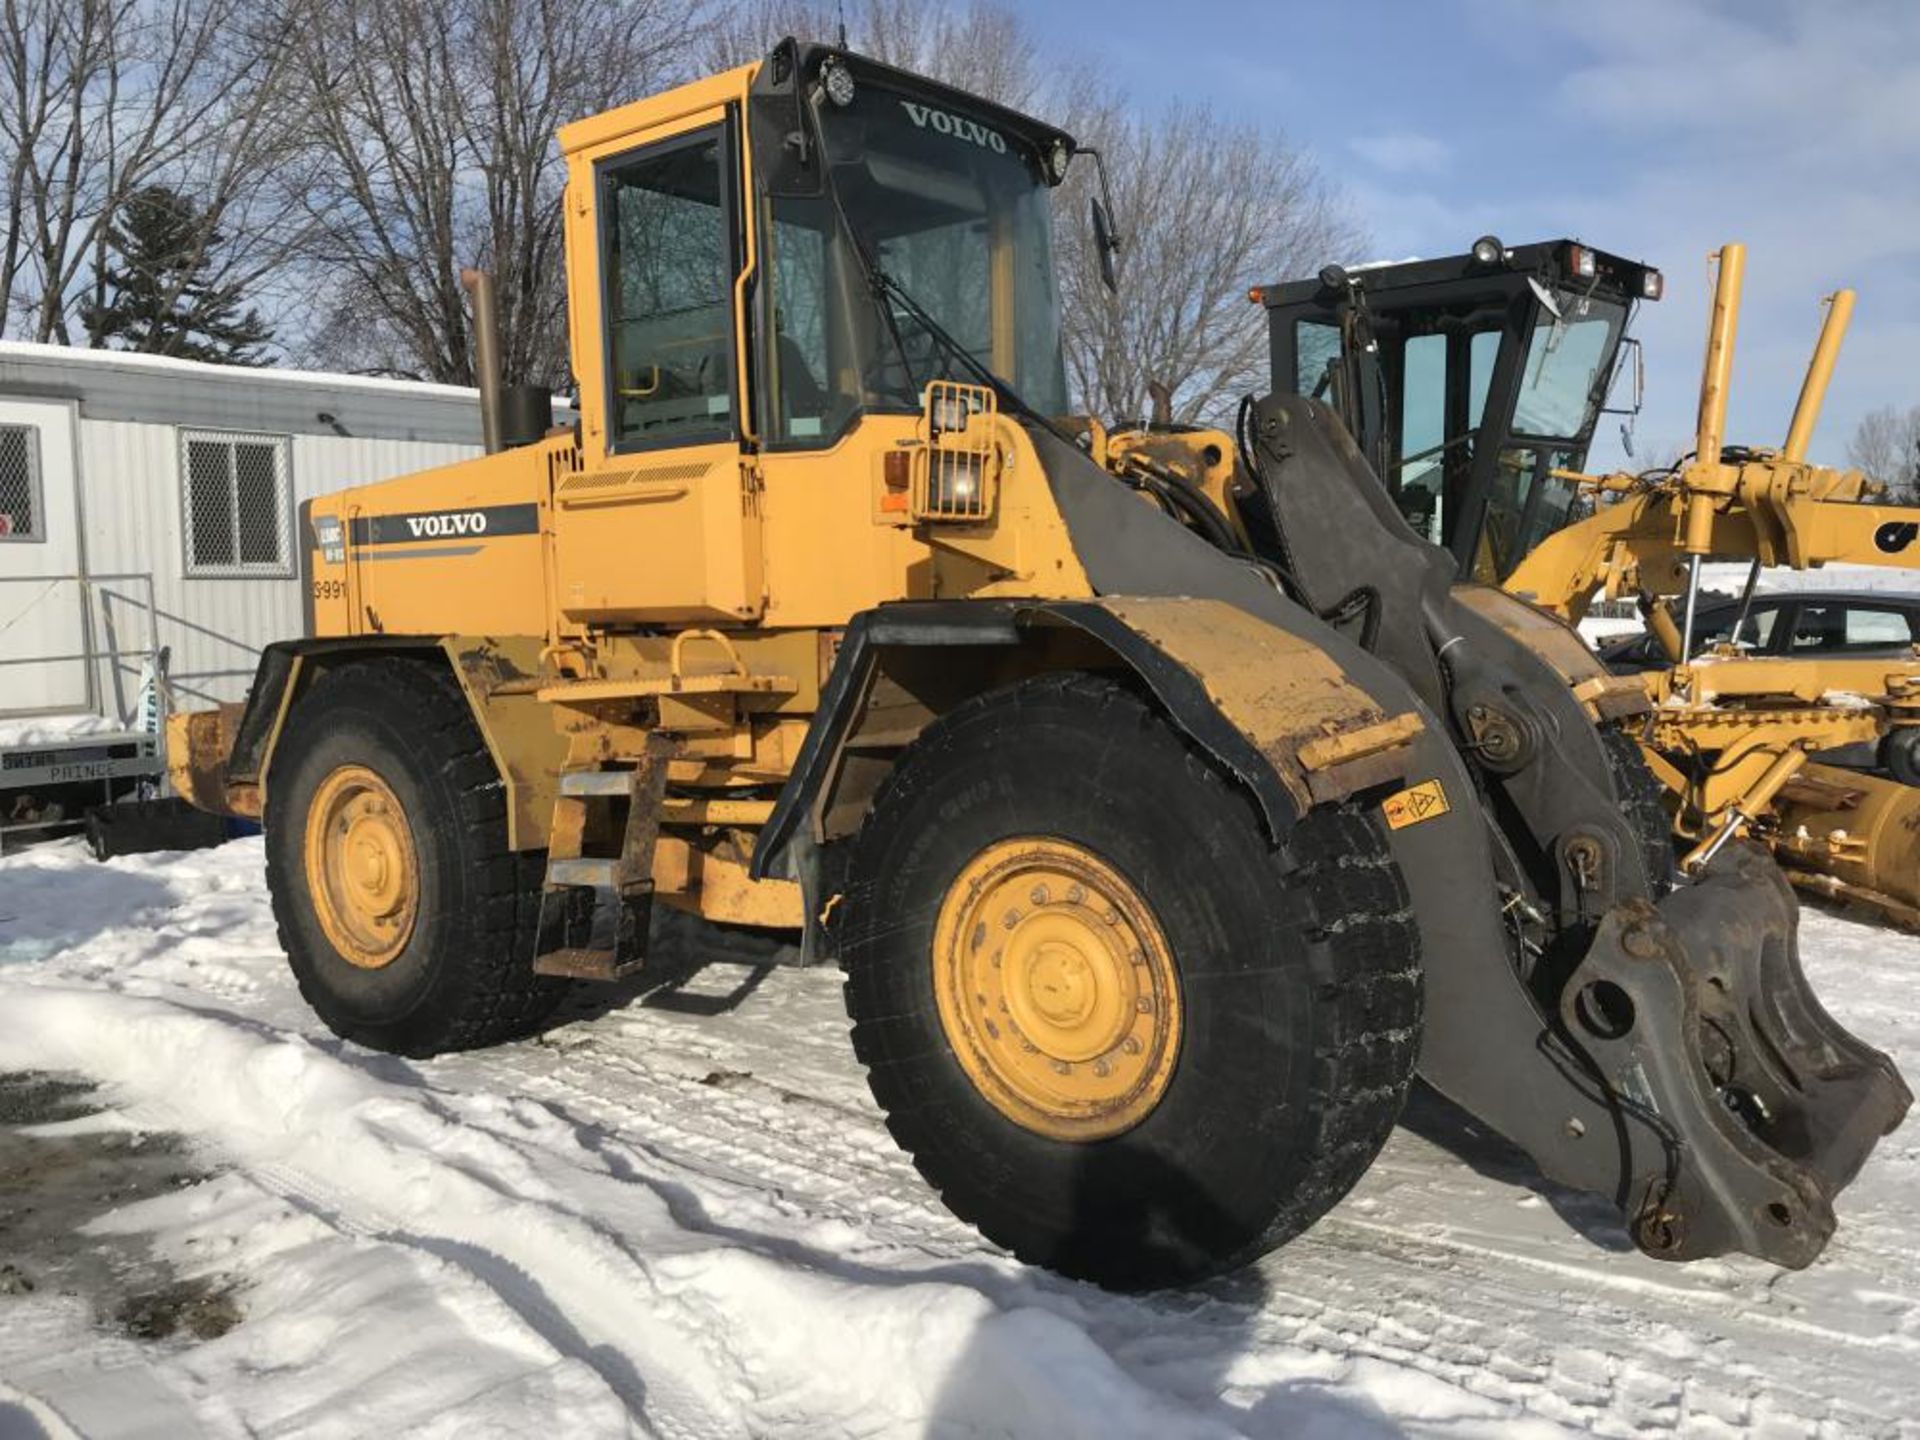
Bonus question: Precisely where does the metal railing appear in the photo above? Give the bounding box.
[0,571,161,726]
[0,572,167,847]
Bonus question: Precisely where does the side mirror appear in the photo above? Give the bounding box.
[1090,195,1119,293]
[1604,335,1646,457]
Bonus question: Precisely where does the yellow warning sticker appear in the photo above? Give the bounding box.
[1382,780,1450,830]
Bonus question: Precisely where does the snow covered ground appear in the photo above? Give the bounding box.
[0,839,1916,1439]
[0,714,131,749]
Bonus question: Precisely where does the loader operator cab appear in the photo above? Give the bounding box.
[1261,239,1660,584]
[596,40,1073,462]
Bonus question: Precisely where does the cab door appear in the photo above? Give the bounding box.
[0,398,89,713]
[553,106,765,626]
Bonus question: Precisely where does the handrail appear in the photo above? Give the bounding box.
[0,571,161,727]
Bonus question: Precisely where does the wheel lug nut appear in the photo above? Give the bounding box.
[1030,884,1050,906]
[1122,1037,1141,1055]
[1135,996,1154,1014]
[1002,909,1021,930]
[1051,1060,1071,1075]
[1066,884,1085,905]
[1103,907,1120,926]
[1093,1059,1110,1077]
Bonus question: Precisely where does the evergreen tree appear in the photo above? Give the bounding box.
[83,187,275,365]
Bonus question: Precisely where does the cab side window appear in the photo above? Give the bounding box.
[601,126,737,451]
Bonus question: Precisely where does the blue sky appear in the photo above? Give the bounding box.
[1027,0,1920,468]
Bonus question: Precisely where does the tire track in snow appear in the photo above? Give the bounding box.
[5,839,1919,1436]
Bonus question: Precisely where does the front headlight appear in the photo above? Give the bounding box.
[821,59,856,107]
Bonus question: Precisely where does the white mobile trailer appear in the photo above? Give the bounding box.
[0,342,484,841]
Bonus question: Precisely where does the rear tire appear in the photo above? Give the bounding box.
[841,672,1423,1290]
[264,656,566,1056]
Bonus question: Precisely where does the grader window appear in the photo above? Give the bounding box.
[1514,293,1624,439]
[601,125,738,451]
[1296,320,1341,401]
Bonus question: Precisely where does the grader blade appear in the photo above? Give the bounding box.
[1772,761,1920,932]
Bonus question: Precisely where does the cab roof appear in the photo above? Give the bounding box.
[556,43,1075,163]
[1255,239,1659,311]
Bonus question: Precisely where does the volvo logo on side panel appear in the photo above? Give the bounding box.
[405,511,490,539]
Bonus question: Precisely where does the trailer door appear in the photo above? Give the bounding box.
[0,398,88,714]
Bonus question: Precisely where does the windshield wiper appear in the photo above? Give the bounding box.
[867,263,1074,443]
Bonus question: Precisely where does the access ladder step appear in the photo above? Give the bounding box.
[531,947,644,981]
[546,856,619,889]
[558,770,642,798]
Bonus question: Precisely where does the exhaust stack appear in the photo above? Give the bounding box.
[461,267,505,455]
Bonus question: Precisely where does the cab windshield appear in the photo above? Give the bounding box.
[757,80,1068,444]
[1513,290,1625,439]
[1469,289,1625,579]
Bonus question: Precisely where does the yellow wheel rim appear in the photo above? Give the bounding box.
[303,764,418,970]
[932,838,1182,1141]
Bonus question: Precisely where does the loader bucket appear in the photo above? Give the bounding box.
[1552,841,1909,1264]
[1234,391,1909,1269]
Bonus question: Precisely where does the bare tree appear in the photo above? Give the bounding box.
[706,0,1042,110]
[1847,404,1920,502]
[282,0,703,386]
[1056,99,1363,425]
[0,0,293,345]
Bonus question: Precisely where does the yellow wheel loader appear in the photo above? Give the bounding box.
[169,45,1907,1290]
[1262,238,1920,928]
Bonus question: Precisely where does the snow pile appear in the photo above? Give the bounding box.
[1575,615,1643,647]
[1699,561,1920,597]
[0,713,131,749]
[1,838,1917,1436]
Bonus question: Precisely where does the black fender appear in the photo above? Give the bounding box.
[751,596,1425,884]
[222,636,443,788]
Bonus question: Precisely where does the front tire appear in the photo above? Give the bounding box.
[264,656,566,1056]
[841,672,1423,1290]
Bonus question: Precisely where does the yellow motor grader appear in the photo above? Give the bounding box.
[1263,239,1920,928]
[169,45,1907,1290]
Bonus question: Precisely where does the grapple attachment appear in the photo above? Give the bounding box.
[1561,843,1909,1265]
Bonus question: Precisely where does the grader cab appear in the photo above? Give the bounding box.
[170,46,1907,1291]
[1265,238,1920,927]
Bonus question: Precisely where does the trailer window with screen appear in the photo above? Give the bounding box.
[0,424,43,542]
[181,430,292,576]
